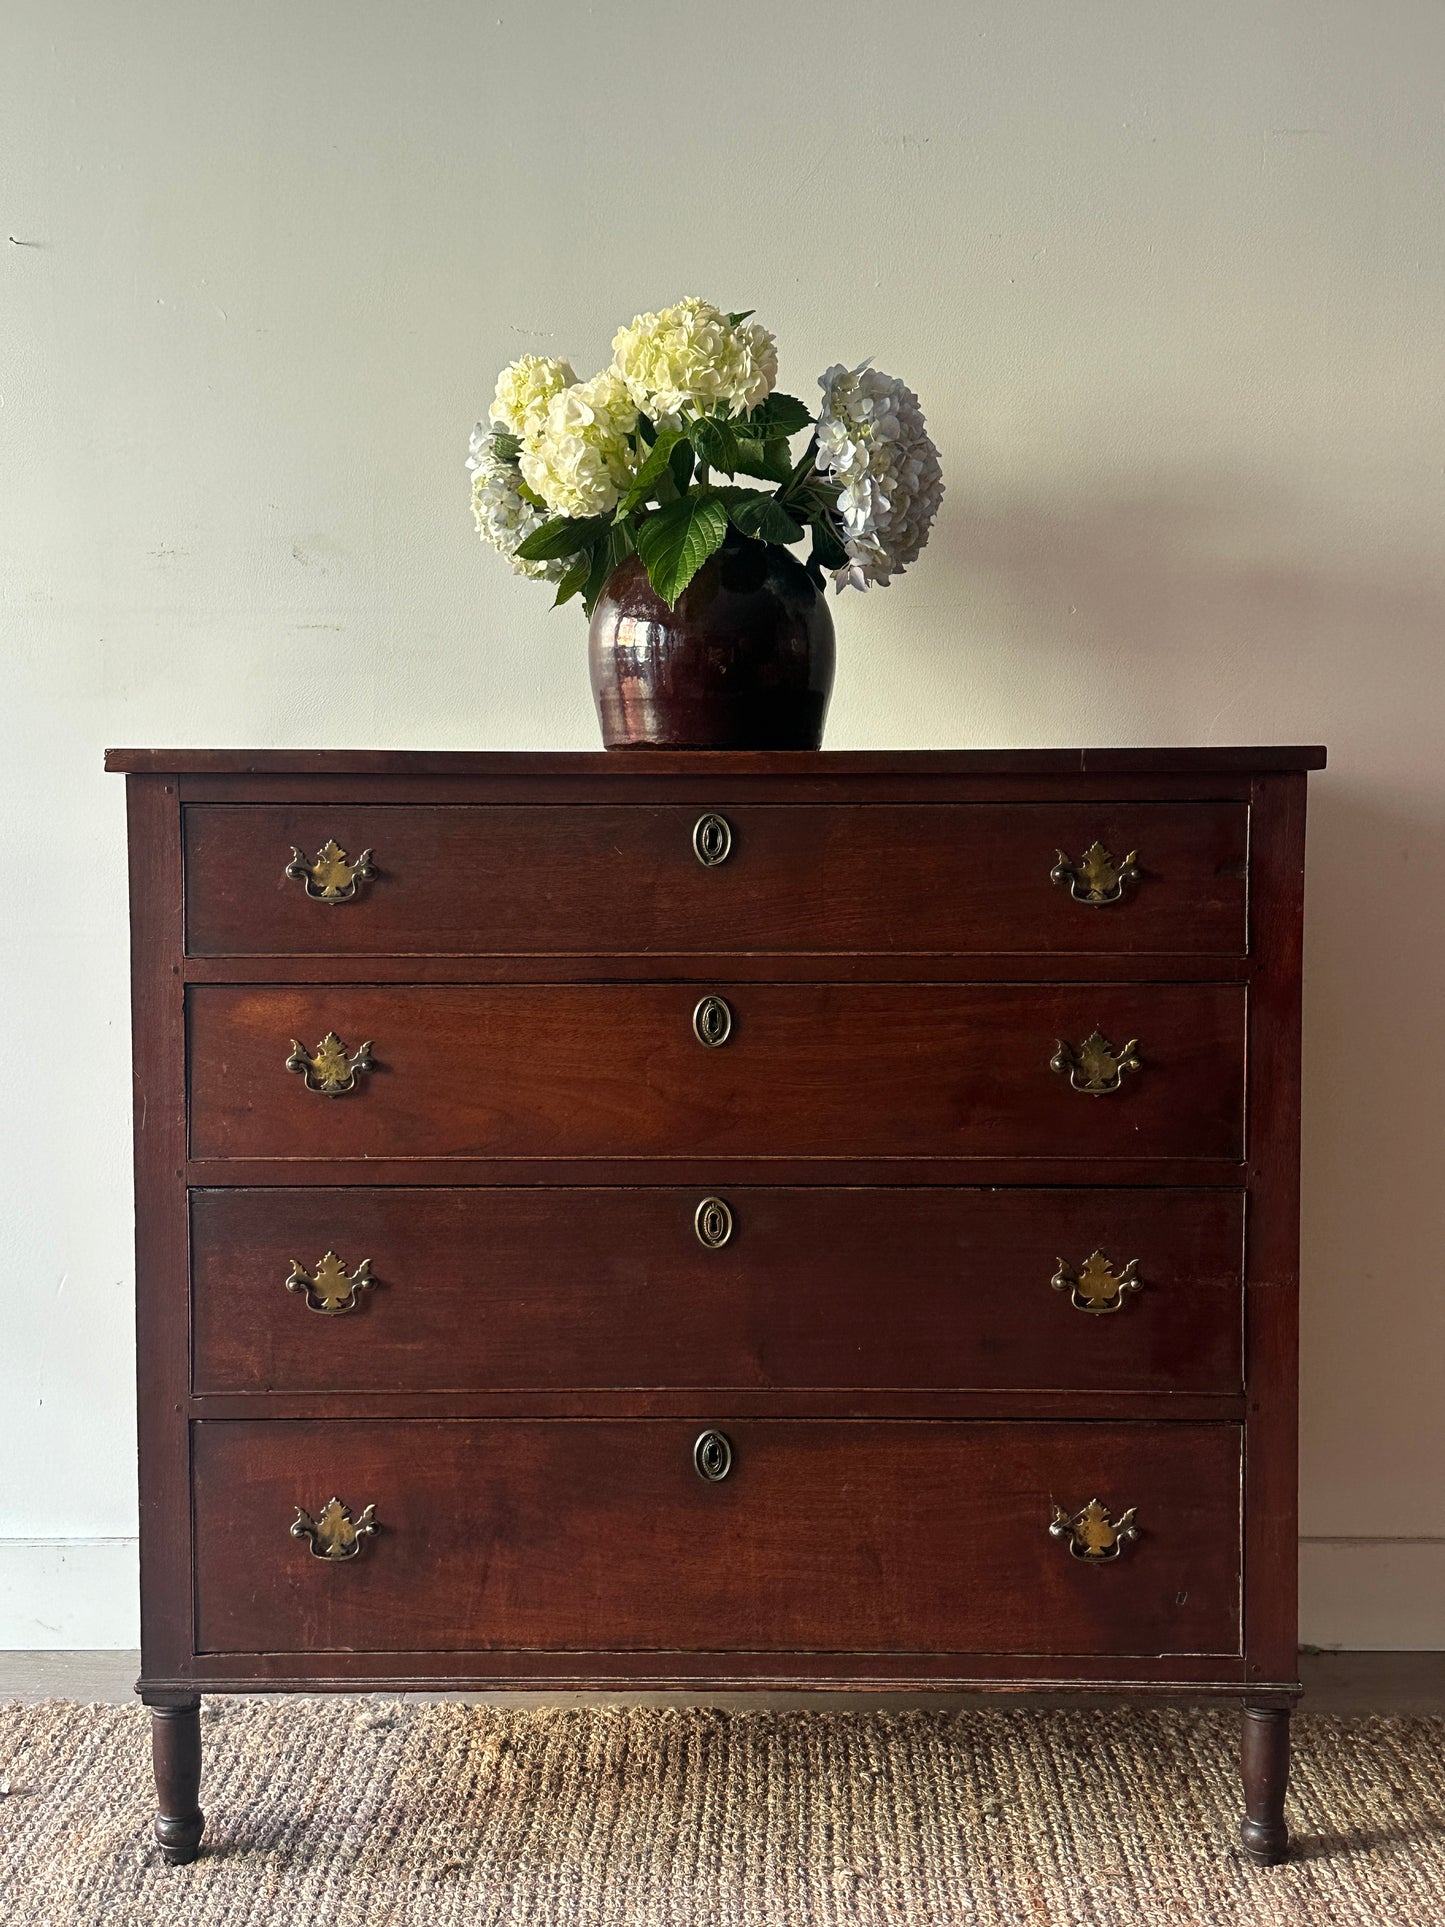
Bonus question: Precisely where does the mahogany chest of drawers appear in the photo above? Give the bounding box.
[108,744,1324,1868]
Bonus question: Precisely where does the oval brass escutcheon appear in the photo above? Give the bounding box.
[692,812,733,867]
[693,1429,734,1482]
[692,994,733,1048]
[694,1196,734,1249]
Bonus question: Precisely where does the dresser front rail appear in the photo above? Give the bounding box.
[142,1661,1300,1695]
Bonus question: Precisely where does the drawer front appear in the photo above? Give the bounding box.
[193,1419,1242,1656]
[183,802,1249,957]
[187,983,1246,1162]
[191,1186,1244,1395]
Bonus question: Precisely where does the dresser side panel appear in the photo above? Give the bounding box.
[1242,772,1307,1688]
[127,774,194,1690]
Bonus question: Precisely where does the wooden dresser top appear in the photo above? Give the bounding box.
[106,745,1327,777]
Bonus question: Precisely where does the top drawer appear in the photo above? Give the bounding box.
[182,802,1249,957]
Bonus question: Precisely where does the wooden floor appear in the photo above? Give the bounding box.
[2,1650,1443,1711]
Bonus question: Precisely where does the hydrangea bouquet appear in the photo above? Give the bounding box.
[467,297,943,611]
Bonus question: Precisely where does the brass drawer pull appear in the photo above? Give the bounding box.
[692,995,733,1048]
[285,839,376,903]
[692,813,733,867]
[1050,1029,1141,1095]
[1051,842,1140,906]
[693,1430,734,1482]
[1050,1499,1138,1562]
[1051,1250,1142,1315]
[291,1497,377,1561]
[694,1197,734,1249]
[286,1032,374,1096]
[286,1251,374,1315]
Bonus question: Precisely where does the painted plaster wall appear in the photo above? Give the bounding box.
[3,1,1443,1645]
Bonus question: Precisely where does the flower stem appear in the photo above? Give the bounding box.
[779,435,819,504]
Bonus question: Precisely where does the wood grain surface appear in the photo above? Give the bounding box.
[187,981,1247,1162]
[190,1184,1245,1396]
[192,1418,1243,1658]
[106,745,1328,775]
[183,801,1248,957]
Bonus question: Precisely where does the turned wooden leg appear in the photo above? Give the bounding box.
[1240,1704,1291,1865]
[149,1698,205,1865]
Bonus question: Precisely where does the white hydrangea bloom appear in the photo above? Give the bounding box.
[518,370,639,519]
[611,297,777,420]
[488,354,578,438]
[467,432,565,580]
[813,362,944,590]
[465,419,495,475]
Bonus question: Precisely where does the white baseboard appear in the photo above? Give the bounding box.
[1299,1538,1445,1651]
[0,1539,139,1649]
[0,1536,1438,1652]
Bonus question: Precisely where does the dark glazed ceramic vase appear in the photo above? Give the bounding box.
[588,540,835,748]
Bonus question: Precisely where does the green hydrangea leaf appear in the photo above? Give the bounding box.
[746,393,813,438]
[731,436,793,485]
[514,514,608,564]
[668,438,696,495]
[616,430,682,517]
[727,494,805,546]
[581,538,616,616]
[636,496,730,607]
[689,415,741,477]
[490,430,523,464]
[552,550,593,608]
[807,511,849,571]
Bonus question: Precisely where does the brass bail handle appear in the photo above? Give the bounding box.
[1051,842,1140,906]
[286,1032,375,1096]
[1050,1250,1143,1315]
[1049,1499,1139,1562]
[286,1251,374,1315]
[285,840,376,903]
[1050,1030,1141,1096]
[291,1497,377,1561]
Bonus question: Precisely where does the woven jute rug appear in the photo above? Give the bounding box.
[1,1699,1442,1925]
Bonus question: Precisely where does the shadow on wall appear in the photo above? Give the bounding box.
[922,471,1445,1532]
[1294,774,1445,1526]
[921,474,1443,732]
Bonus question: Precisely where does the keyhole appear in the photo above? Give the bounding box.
[692,995,733,1048]
[694,1197,734,1248]
[693,1430,734,1482]
[692,813,733,866]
